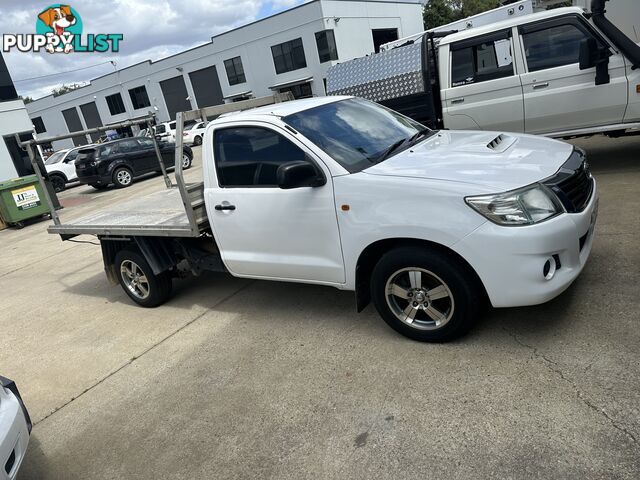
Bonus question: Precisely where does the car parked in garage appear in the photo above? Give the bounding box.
[44,145,93,192]
[74,137,193,189]
[0,376,31,480]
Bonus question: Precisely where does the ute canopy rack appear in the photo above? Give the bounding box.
[22,93,293,239]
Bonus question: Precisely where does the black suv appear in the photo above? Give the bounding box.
[75,137,193,189]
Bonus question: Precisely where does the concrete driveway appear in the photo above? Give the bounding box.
[1,137,639,479]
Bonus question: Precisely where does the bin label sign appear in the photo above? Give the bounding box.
[12,186,41,211]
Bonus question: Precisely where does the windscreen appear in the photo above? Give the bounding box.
[45,151,66,165]
[284,98,426,173]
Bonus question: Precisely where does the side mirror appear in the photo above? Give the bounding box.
[277,161,325,189]
[579,38,598,69]
[579,37,610,85]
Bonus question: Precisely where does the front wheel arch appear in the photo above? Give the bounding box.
[355,238,488,312]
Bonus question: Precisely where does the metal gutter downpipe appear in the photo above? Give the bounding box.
[591,0,640,68]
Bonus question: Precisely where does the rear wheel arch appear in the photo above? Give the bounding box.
[355,238,488,312]
[49,171,68,182]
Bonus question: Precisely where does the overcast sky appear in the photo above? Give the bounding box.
[3,0,306,100]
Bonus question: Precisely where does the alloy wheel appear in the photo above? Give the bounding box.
[120,260,150,300]
[384,267,454,330]
[116,169,132,186]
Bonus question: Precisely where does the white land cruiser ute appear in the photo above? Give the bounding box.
[42,96,598,342]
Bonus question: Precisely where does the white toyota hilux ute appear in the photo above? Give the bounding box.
[199,96,597,341]
[44,96,598,342]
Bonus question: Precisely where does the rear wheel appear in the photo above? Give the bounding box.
[90,183,108,190]
[49,174,66,193]
[193,135,202,146]
[112,167,133,188]
[114,249,172,307]
[371,247,480,342]
[182,153,192,170]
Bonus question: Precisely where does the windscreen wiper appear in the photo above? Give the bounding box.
[373,138,407,163]
[409,128,434,144]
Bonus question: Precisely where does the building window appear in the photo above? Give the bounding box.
[278,83,313,99]
[271,38,307,74]
[224,57,246,86]
[315,30,338,63]
[372,28,398,53]
[105,92,126,115]
[128,85,151,110]
[32,116,46,134]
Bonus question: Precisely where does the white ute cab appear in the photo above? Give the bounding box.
[201,96,598,341]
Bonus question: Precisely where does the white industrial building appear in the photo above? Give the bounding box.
[25,0,424,150]
[0,53,35,180]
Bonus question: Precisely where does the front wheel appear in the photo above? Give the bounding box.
[114,249,172,307]
[49,175,66,193]
[193,135,202,146]
[90,183,109,190]
[371,247,480,342]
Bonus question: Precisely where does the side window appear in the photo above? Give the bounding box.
[136,138,154,148]
[155,124,166,134]
[98,144,118,157]
[522,23,595,72]
[65,150,79,163]
[118,139,139,153]
[214,127,308,187]
[451,34,514,87]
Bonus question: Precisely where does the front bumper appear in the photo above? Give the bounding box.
[453,180,598,308]
[0,377,30,480]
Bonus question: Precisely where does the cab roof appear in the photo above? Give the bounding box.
[439,7,585,46]
[216,95,352,122]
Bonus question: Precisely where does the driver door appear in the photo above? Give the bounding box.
[206,125,345,284]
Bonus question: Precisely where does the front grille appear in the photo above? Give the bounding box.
[544,150,594,213]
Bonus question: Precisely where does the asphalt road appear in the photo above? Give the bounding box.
[1,136,639,479]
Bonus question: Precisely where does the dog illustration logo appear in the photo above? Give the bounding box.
[2,5,122,54]
[36,4,82,53]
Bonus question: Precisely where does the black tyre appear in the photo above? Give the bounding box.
[49,175,66,193]
[193,135,202,146]
[90,183,109,190]
[114,249,172,307]
[371,246,480,342]
[112,167,133,188]
[181,152,192,170]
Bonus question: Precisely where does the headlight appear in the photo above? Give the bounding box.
[465,184,564,226]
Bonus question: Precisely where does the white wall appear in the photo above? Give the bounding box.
[26,0,424,151]
[0,99,33,180]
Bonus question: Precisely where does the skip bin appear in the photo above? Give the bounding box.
[0,175,51,228]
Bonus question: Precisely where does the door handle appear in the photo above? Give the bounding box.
[214,204,236,211]
[451,98,465,104]
[533,82,549,90]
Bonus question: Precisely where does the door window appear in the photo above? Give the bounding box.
[522,23,597,72]
[451,33,514,87]
[136,138,155,148]
[214,127,307,187]
[118,139,139,153]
